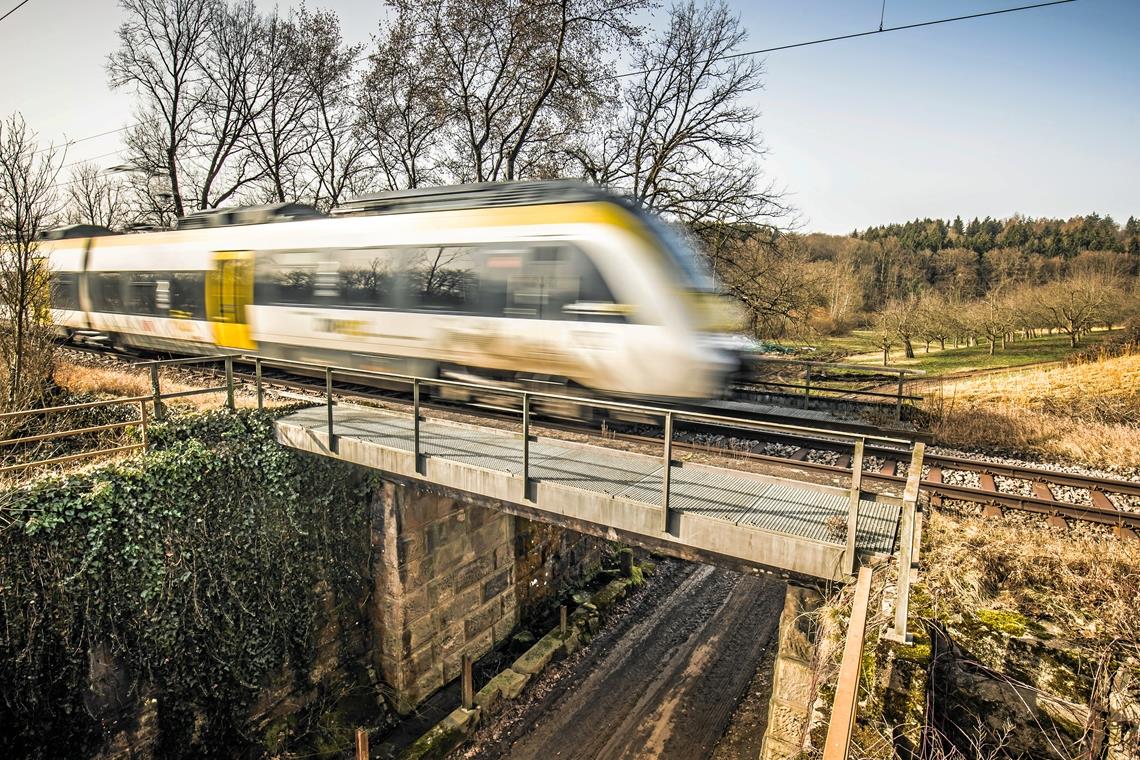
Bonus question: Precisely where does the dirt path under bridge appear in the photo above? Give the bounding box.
[452,560,787,760]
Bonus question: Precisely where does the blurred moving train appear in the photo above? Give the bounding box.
[42,181,745,403]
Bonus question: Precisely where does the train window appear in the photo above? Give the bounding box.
[91,272,125,312]
[50,272,80,311]
[255,252,317,306]
[169,272,206,320]
[406,246,480,313]
[126,273,159,315]
[339,249,397,308]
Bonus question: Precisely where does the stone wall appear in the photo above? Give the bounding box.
[369,478,519,714]
[759,583,824,760]
[513,516,608,622]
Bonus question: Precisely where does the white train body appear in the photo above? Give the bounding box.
[44,184,742,401]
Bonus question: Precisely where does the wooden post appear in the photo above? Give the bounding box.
[461,653,474,709]
[560,605,567,636]
[413,378,422,474]
[887,442,925,643]
[822,566,873,760]
[661,411,674,534]
[522,392,530,500]
[845,438,865,576]
[354,727,368,760]
[150,364,165,422]
[224,356,235,411]
[255,357,264,410]
[325,367,335,453]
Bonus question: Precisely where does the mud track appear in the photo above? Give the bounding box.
[454,560,786,760]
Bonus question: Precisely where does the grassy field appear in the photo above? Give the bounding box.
[928,349,1140,470]
[812,328,1119,377]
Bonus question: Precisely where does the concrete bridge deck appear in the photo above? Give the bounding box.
[276,403,907,582]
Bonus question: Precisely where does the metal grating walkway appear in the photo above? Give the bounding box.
[281,404,901,557]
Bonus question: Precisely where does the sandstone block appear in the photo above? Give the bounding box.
[465,600,500,640]
[512,631,565,675]
[483,569,510,602]
[456,556,495,590]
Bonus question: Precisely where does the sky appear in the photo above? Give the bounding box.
[0,0,1136,234]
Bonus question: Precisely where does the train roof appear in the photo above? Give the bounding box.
[332,180,627,218]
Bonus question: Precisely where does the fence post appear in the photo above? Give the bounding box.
[522,392,531,500]
[255,357,264,411]
[845,438,865,576]
[662,411,674,534]
[150,364,165,422]
[896,372,905,421]
[326,367,335,453]
[224,356,235,411]
[887,442,925,643]
[803,364,811,409]
[354,728,368,760]
[413,378,422,474]
[461,653,474,710]
[139,400,149,451]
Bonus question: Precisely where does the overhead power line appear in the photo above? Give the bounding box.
[611,0,1077,80]
[0,0,32,25]
[42,0,1078,186]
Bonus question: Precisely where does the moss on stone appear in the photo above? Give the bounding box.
[975,608,1030,636]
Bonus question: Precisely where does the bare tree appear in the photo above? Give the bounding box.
[1038,274,1120,347]
[294,6,367,210]
[968,292,1015,356]
[64,162,132,230]
[108,0,217,218]
[393,0,645,184]
[244,10,313,202]
[357,11,449,190]
[573,0,788,234]
[711,232,821,338]
[0,115,61,415]
[190,0,269,209]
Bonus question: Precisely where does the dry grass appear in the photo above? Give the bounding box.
[52,362,283,411]
[923,509,1139,653]
[927,352,1140,469]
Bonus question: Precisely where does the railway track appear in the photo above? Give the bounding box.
[60,346,1140,535]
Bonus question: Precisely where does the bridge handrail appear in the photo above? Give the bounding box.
[237,354,915,447]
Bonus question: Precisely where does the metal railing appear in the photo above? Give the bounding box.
[241,354,923,587]
[0,354,235,475]
[741,355,926,420]
[0,395,151,476]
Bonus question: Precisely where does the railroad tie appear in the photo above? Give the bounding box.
[1090,490,1114,511]
[1033,482,1055,501]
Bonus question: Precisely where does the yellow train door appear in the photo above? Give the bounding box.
[207,251,258,350]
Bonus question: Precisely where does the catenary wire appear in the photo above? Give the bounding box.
[0,0,32,25]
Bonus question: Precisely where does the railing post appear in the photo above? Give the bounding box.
[521,392,531,500]
[139,400,149,452]
[803,364,811,409]
[354,728,368,760]
[224,356,235,411]
[887,441,925,643]
[150,364,165,422]
[845,438,865,576]
[896,372,905,421]
[662,411,674,534]
[255,357,264,411]
[326,367,336,453]
[413,378,422,474]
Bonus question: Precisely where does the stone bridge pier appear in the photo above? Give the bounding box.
[366,475,603,713]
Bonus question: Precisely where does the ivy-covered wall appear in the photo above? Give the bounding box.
[0,409,380,758]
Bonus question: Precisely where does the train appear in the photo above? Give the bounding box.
[42,181,746,404]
